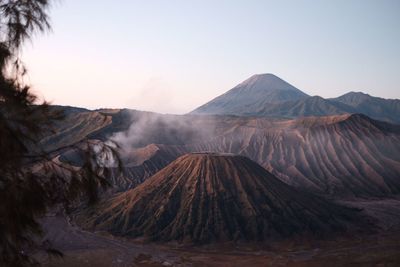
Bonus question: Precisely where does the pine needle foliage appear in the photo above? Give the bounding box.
[0,1,119,266]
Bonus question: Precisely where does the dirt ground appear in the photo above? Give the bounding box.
[39,198,400,267]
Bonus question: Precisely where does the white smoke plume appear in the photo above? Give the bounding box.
[109,111,217,154]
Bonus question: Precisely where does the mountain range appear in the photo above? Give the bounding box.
[47,108,400,198]
[33,73,400,252]
[191,73,400,124]
[37,74,400,199]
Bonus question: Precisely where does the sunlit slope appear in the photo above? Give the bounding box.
[48,108,400,198]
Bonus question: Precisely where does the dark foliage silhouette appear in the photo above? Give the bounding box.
[0,1,120,266]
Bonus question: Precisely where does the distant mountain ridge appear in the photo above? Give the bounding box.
[191,74,400,124]
[331,92,400,123]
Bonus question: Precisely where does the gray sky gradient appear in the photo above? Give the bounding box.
[22,0,400,114]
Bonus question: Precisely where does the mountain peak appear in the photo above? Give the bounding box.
[348,91,370,96]
[246,73,280,81]
[191,73,309,115]
[333,91,375,107]
[238,73,302,92]
[340,91,371,98]
[80,153,367,243]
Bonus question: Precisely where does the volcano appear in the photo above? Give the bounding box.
[190,74,400,124]
[80,153,368,243]
[191,73,309,115]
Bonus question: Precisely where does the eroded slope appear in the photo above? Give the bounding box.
[79,153,370,243]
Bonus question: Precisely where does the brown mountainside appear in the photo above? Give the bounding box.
[183,114,400,197]
[79,153,369,243]
[47,108,400,197]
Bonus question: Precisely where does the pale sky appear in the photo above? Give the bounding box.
[22,0,400,114]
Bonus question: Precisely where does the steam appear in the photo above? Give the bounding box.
[92,141,118,168]
[109,111,216,154]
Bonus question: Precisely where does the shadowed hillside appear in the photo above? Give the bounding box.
[78,153,370,244]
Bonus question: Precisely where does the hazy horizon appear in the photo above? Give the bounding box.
[22,0,400,114]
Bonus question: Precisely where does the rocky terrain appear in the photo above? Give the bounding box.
[47,108,400,198]
[181,114,400,197]
[77,153,370,244]
[39,213,400,267]
[31,98,400,266]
